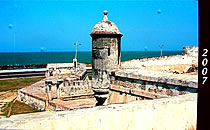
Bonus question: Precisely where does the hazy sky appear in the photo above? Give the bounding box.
[0,0,198,52]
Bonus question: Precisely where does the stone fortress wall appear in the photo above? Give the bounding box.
[121,46,198,71]
[17,62,94,111]
[16,46,199,110]
[106,46,198,104]
[46,62,86,77]
[108,70,197,104]
[17,78,93,111]
[0,9,198,129]
[18,90,46,110]
[1,93,197,130]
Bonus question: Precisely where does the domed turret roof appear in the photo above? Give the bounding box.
[91,10,122,35]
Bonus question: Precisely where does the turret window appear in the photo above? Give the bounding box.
[108,48,110,56]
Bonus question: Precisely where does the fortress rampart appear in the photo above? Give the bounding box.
[121,47,198,70]
[1,10,198,129]
[16,47,198,110]
[1,93,197,130]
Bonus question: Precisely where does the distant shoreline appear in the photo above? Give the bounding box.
[0,63,92,70]
[0,64,47,70]
[0,51,182,67]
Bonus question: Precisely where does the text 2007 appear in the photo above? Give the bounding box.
[202,49,208,84]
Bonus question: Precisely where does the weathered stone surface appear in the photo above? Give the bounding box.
[0,93,197,130]
[91,11,122,35]
[120,47,198,70]
[17,69,94,111]
[91,11,123,104]
[18,90,46,111]
[110,85,168,99]
[46,63,86,77]
[183,46,198,58]
[110,63,197,99]
[114,69,198,88]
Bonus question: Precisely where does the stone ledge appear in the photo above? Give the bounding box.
[110,85,168,99]
[0,93,197,130]
[114,69,198,88]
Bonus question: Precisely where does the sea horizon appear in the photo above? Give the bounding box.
[0,50,182,53]
[0,51,182,66]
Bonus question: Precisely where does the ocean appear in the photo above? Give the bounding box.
[0,51,182,66]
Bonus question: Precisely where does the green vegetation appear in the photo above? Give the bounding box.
[0,77,44,117]
[11,100,41,115]
[0,100,41,117]
[0,77,44,92]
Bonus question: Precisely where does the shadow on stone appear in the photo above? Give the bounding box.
[95,97,106,106]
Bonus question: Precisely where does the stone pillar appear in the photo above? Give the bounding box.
[90,10,123,106]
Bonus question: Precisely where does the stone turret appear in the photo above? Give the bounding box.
[90,10,123,105]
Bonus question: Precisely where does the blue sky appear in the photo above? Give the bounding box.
[0,0,198,52]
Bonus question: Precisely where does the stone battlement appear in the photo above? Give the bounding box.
[46,62,86,77]
[17,77,95,111]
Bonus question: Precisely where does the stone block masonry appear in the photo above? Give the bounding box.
[17,79,47,110]
[107,68,197,103]
[106,46,198,103]
[17,77,95,111]
[90,10,123,105]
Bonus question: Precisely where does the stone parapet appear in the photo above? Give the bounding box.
[182,46,198,56]
[17,90,46,111]
[121,55,197,70]
[121,47,198,71]
[17,75,94,111]
[110,85,168,99]
[46,63,86,77]
[114,69,198,89]
[0,93,197,130]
